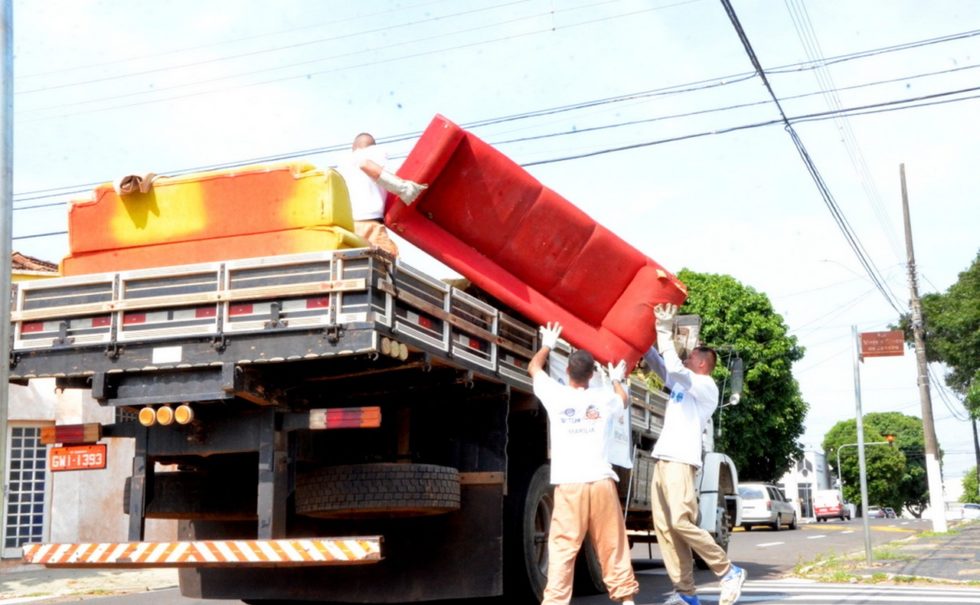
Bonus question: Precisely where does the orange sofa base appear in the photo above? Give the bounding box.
[61,226,365,276]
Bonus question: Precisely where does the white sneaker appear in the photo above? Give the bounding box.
[719,564,747,605]
[663,592,700,605]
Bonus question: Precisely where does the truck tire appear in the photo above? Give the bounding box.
[294,463,460,518]
[123,473,256,521]
[504,464,607,601]
[695,507,730,571]
[508,464,552,603]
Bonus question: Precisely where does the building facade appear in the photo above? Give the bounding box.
[777,449,833,521]
[2,253,175,559]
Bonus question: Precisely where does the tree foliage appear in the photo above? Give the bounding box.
[822,412,928,515]
[677,270,807,482]
[962,468,979,504]
[896,251,980,416]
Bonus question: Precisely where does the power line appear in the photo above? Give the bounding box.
[17,0,680,121]
[783,0,905,263]
[16,0,538,95]
[16,0,456,81]
[13,33,980,202]
[12,83,980,240]
[718,0,905,316]
[17,12,980,122]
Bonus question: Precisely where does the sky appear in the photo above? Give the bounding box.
[9,1,979,482]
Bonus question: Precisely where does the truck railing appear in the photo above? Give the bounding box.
[11,248,664,436]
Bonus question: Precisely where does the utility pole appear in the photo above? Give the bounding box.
[0,0,13,550]
[900,163,947,533]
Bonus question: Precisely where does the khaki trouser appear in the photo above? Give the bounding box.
[651,459,731,594]
[354,220,399,257]
[542,479,639,605]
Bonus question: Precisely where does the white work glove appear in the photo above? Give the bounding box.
[377,170,428,205]
[607,360,627,384]
[654,303,678,353]
[540,322,562,349]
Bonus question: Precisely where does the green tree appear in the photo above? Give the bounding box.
[822,413,922,514]
[677,270,807,482]
[895,252,980,483]
[962,467,979,504]
[896,251,980,414]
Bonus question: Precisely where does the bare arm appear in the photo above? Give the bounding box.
[612,380,628,408]
[528,344,550,378]
[358,158,384,180]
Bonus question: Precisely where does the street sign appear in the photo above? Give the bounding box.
[859,330,905,358]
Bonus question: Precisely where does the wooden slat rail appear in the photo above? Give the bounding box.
[12,279,367,323]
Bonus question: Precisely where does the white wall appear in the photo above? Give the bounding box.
[7,380,175,546]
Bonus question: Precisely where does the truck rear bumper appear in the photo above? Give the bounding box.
[22,536,382,568]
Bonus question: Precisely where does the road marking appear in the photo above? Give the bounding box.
[755,541,783,548]
[693,579,980,603]
[806,534,826,539]
[841,530,854,534]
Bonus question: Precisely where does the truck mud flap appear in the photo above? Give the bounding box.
[21,537,382,568]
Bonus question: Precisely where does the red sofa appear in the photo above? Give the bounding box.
[385,115,686,369]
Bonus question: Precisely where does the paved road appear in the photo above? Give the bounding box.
[2,518,971,605]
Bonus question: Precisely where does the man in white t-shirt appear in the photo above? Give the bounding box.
[643,303,746,605]
[528,322,638,605]
[335,132,427,257]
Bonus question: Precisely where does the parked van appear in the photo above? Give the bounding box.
[813,489,851,522]
[738,482,797,530]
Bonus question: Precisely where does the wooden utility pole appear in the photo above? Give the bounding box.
[900,163,947,532]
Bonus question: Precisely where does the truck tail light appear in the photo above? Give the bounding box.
[766,501,772,511]
[156,406,175,426]
[174,404,195,425]
[138,407,156,426]
[309,406,381,430]
[40,423,102,445]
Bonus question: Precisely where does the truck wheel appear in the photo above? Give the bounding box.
[772,515,782,531]
[789,513,798,530]
[503,464,609,602]
[295,463,460,518]
[506,464,551,603]
[123,473,256,521]
[695,507,730,571]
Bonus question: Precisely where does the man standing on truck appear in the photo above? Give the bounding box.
[336,132,428,256]
[529,322,639,605]
[644,304,746,605]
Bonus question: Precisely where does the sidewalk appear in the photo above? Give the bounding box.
[795,519,980,585]
[0,560,177,604]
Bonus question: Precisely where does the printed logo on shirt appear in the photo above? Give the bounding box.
[563,408,576,417]
[670,389,685,403]
[585,405,601,420]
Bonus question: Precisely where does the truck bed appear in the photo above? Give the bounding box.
[10,248,667,440]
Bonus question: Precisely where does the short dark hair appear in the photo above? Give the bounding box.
[352,132,376,149]
[691,346,717,371]
[567,350,595,382]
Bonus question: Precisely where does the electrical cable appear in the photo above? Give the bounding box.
[718,0,906,316]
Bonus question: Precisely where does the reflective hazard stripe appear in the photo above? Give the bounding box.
[22,537,383,568]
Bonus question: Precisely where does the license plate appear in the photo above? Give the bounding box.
[50,444,107,471]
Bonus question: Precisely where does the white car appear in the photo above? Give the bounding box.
[963,503,980,520]
[738,482,797,530]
